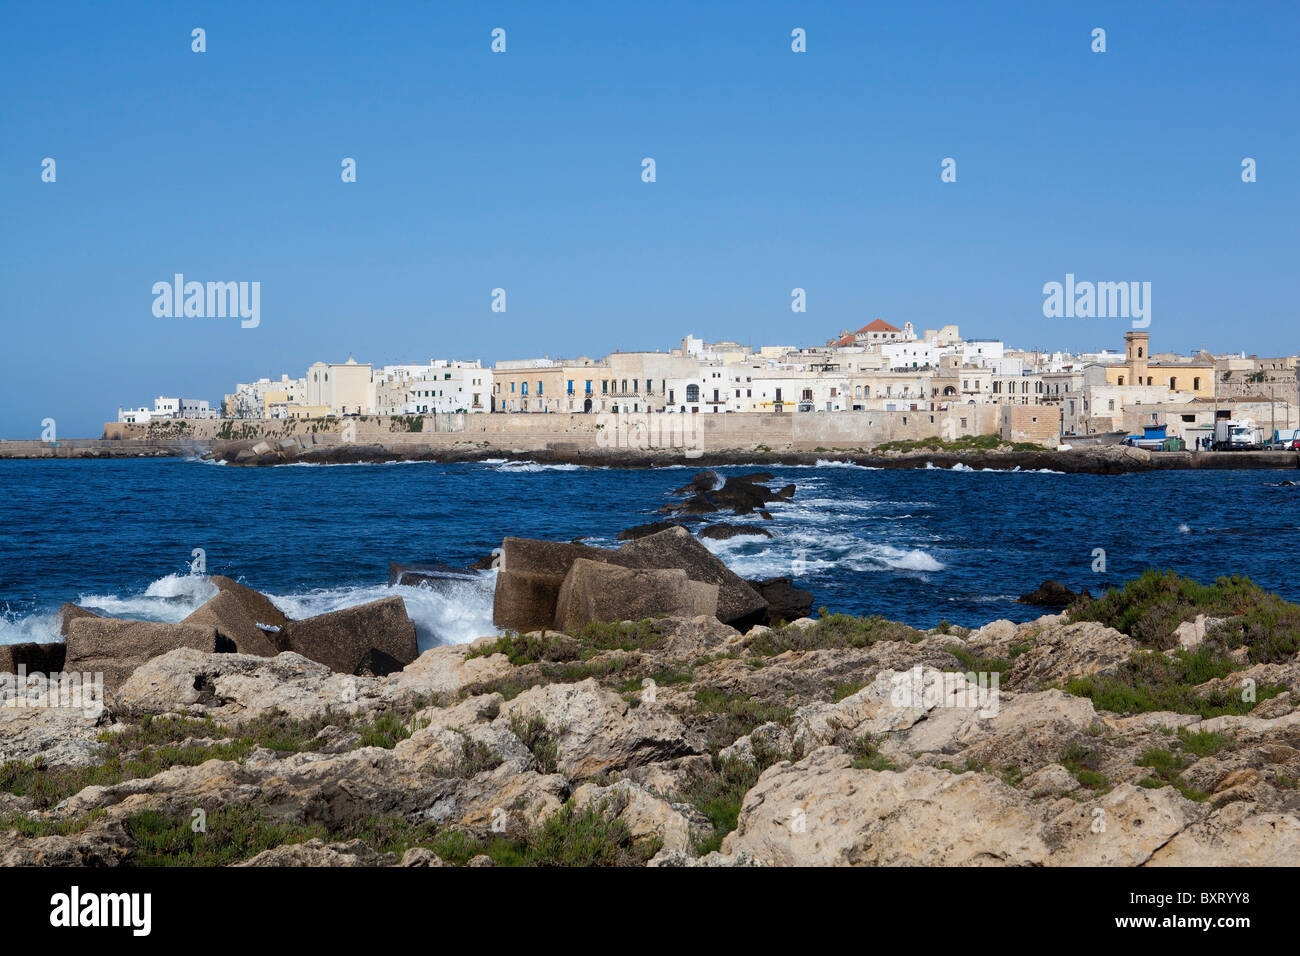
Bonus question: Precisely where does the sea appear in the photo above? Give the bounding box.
[2,457,1298,649]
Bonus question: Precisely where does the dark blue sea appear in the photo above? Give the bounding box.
[3,457,1298,648]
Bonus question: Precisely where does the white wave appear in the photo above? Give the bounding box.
[813,459,881,469]
[3,570,498,652]
[875,545,945,572]
[491,460,588,472]
[0,608,64,645]
[267,575,498,650]
[79,573,218,622]
[699,525,945,580]
[1178,523,1191,533]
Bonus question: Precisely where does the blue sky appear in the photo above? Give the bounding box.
[2,1,1296,438]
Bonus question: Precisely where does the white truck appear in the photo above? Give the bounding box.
[1213,419,1264,450]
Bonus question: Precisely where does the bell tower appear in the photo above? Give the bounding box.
[1125,331,1149,387]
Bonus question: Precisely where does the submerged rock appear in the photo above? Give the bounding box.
[1017,580,1089,607]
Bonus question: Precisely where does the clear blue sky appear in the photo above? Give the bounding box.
[2,1,1296,437]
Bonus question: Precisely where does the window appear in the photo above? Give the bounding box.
[567,380,574,394]
[1169,377,1177,390]
[686,384,699,403]
[1193,377,1201,390]
[585,380,592,394]
[537,381,543,395]
[602,380,608,394]
[521,382,528,396]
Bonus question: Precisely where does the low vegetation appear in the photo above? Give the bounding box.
[874,434,1046,454]
[1136,747,1208,802]
[1064,647,1285,718]
[688,687,793,753]
[0,707,432,810]
[749,612,923,656]
[1073,569,1300,663]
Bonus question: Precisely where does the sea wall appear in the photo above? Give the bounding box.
[4,412,1299,470]
[95,406,1003,453]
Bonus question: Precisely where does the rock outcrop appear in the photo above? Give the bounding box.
[7,576,1300,868]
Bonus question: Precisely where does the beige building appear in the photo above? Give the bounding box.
[304,358,373,415]
[1103,332,1214,397]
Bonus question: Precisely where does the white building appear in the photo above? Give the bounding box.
[402,361,491,414]
[117,396,216,423]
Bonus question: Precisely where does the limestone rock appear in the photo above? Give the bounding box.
[235,838,390,867]
[1147,801,1300,866]
[386,644,514,701]
[721,750,1051,866]
[1006,621,1136,691]
[0,818,133,867]
[571,779,708,853]
[114,647,385,723]
[497,678,705,780]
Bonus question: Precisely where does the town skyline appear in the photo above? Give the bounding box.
[103,322,1300,455]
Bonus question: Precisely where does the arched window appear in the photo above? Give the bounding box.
[686,384,700,403]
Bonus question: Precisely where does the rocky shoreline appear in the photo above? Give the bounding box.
[4,473,1300,865]
[202,439,1300,473]
[5,436,1300,472]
